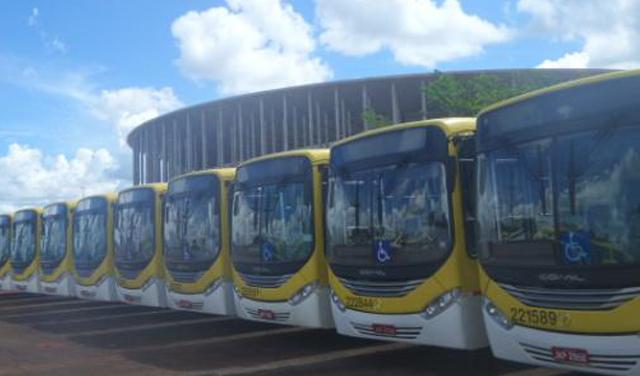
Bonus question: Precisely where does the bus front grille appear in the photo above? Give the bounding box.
[520,342,640,372]
[500,283,640,311]
[351,322,422,340]
[245,308,291,322]
[238,272,293,289]
[338,277,424,297]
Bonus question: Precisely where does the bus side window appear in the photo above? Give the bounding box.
[458,136,477,258]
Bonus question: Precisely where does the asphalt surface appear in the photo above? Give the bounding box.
[0,292,590,376]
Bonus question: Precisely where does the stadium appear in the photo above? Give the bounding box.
[127,69,607,184]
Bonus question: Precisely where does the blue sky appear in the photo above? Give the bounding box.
[0,0,638,211]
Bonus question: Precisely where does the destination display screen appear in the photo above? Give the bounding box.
[477,74,640,152]
[236,157,311,187]
[331,127,448,172]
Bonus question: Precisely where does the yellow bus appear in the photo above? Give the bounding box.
[74,193,117,301]
[40,201,76,296]
[164,168,236,314]
[326,119,486,349]
[114,184,167,307]
[11,208,42,293]
[164,168,235,315]
[0,215,12,291]
[476,70,640,375]
[231,150,333,328]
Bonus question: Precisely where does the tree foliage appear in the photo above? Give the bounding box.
[359,71,597,129]
[362,107,392,129]
[424,71,594,118]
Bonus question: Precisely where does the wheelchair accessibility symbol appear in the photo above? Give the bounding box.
[261,242,275,262]
[374,240,393,264]
[561,232,591,264]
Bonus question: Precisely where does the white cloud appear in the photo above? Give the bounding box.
[171,0,332,95]
[0,58,183,145]
[0,57,183,211]
[27,7,39,27]
[538,51,589,69]
[0,144,124,212]
[93,87,183,145]
[518,0,640,69]
[50,37,67,54]
[316,0,510,67]
[26,7,68,54]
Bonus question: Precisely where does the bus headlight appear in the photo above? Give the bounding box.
[330,290,347,312]
[288,282,318,306]
[420,288,461,320]
[484,299,513,330]
[233,285,243,300]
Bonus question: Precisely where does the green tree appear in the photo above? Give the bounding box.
[424,71,592,118]
[362,107,392,129]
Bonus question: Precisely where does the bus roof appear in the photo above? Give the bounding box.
[119,183,167,196]
[331,117,475,149]
[238,149,330,168]
[169,167,236,183]
[44,200,78,211]
[79,192,118,203]
[478,69,639,117]
[14,207,43,215]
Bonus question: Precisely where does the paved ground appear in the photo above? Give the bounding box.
[0,292,589,376]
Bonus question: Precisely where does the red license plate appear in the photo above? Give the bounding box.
[177,300,193,309]
[258,309,276,320]
[372,324,397,336]
[552,347,590,364]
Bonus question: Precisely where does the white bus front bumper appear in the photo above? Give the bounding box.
[0,274,12,291]
[40,272,75,296]
[484,309,640,375]
[234,286,333,328]
[116,278,167,308]
[12,274,39,294]
[166,280,235,315]
[331,294,487,350]
[75,276,117,302]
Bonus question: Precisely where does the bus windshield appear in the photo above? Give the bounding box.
[232,181,313,267]
[0,220,10,266]
[114,193,155,271]
[41,214,67,271]
[327,161,452,268]
[11,218,36,271]
[478,125,640,268]
[165,177,220,271]
[74,209,107,271]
